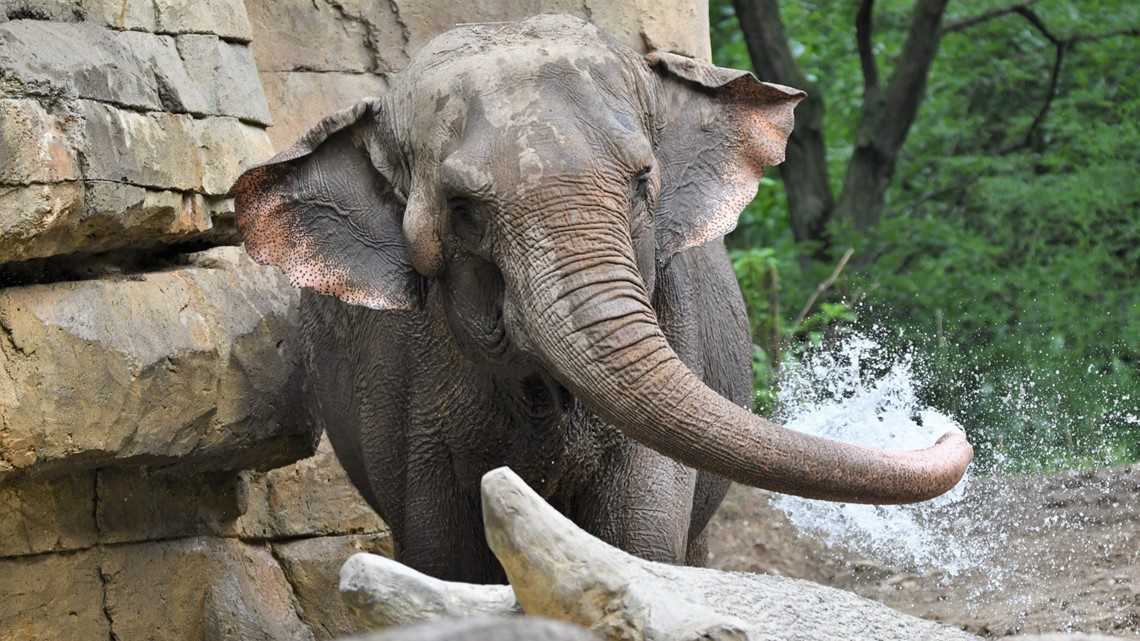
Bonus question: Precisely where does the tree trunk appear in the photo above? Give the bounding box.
[731,0,835,247]
[733,0,951,240]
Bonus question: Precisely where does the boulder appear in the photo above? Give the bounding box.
[257,71,389,151]
[244,0,405,74]
[0,97,270,262]
[232,433,389,540]
[0,21,267,120]
[275,534,396,640]
[0,470,97,556]
[101,537,315,641]
[0,247,310,481]
[0,20,160,108]
[93,436,393,546]
[0,98,79,184]
[151,0,254,41]
[173,33,272,124]
[0,549,108,641]
[0,0,253,39]
[388,0,710,61]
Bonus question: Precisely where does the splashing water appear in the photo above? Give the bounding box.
[769,334,983,575]
[760,332,1140,631]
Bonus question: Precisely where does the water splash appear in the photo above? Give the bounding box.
[768,334,981,575]
[762,332,1140,631]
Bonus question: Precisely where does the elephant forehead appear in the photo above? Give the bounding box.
[403,57,644,190]
[408,47,629,126]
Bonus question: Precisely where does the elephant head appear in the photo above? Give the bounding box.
[231,15,972,504]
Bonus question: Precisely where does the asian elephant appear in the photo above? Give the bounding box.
[231,14,972,584]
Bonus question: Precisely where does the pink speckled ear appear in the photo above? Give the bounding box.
[230,99,422,312]
[647,52,805,261]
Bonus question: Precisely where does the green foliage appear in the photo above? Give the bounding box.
[713,0,1140,472]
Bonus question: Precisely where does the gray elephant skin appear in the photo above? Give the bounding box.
[231,14,973,584]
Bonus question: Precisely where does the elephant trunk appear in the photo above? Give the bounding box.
[504,223,972,505]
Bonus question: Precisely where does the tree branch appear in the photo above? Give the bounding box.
[1001,37,1065,153]
[1010,5,1061,44]
[856,0,880,90]
[834,0,950,231]
[941,2,1138,154]
[940,0,1040,34]
[1072,26,1140,43]
[882,0,950,151]
[792,247,854,329]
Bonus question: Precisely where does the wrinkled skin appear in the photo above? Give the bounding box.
[231,15,973,584]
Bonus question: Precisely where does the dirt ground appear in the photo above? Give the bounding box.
[705,465,1140,639]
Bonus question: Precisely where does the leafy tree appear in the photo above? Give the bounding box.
[713,0,1140,470]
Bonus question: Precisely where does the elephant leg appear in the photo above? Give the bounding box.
[573,443,698,565]
[685,471,732,566]
[397,448,506,584]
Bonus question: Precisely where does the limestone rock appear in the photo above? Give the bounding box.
[274,534,396,640]
[0,97,268,261]
[86,0,158,31]
[0,470,96,556]
[76,99,198,187]
[244,0,404,74]
[152,0,254,42]
[77,100,200,190]
[0,0,85,23]
[588,0,712,61]
[0,20,160,109]
[343,617,600,641]
[0,548,108,641]
[91,433,390,545]
[482,466,981,641]
[189,116,276,195]
[340,553,520,630]
[258,71,389,151]
[233,433,389,540]
[0,182,86,261]
[175,34,272,125]
[0,98,79,184]
[0,21,269,121]
[389,0,711,61]
[101,537,315,641]
[94,468,244,544]
[0,182,239,263]
[0,247,310,481]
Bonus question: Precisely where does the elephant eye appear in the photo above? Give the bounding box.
[450,197,475,225]
[633,168,652,199]
[449,197,484,248]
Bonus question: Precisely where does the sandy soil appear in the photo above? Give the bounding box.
[705,465,1140,639]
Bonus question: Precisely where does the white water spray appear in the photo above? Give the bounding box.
[769,334,982,575]
[762,332,1140,631]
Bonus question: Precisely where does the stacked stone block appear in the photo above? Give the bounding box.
[0,1,393,639]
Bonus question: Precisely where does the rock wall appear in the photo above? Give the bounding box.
[0,1,709,639]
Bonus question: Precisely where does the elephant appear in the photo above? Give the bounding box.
[230,14,973,585]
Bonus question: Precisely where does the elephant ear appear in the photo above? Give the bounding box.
[230,98,421,311]
[647,51,805,262]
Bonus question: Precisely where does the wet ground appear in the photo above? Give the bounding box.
[706,465,1140,639]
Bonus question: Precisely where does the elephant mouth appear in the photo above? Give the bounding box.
[513,373,572,424]
[481,302,512,360]
[452,275,543,375]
